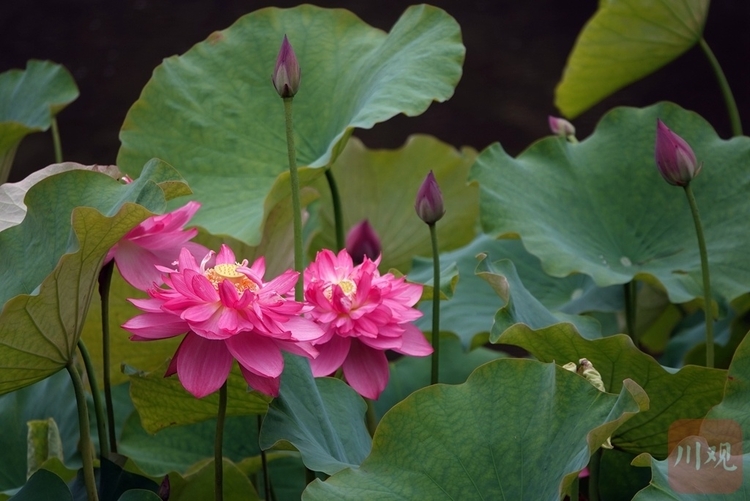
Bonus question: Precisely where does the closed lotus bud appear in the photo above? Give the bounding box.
[346,219,381,265]
[415,170,445,225]
[548,116,576,138]
[272,35,300,98]
[654,119,702,186]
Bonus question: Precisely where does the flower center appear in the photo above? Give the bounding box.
[205,263,258,293]
[324,278,357,300]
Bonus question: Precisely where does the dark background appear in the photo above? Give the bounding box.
[2,0,749,182]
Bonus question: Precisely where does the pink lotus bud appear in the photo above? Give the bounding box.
[415,170,445,225]
[272,35,300,98]
[548,116,576,137]
[345,219,381,265]
[654,119,702,186]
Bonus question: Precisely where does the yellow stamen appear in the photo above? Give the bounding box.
[324,278,357,300]
[204,263,258,293]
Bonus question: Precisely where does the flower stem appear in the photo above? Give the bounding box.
[258,414,271,500]
[588,449,601,501]
[429,223,440,385]
[66,360,99,501]
[325,168,345,252]
[623,281,637,345]
[684,184,714,368]
[699,38,742,136]
[77,339,109,458]
[98,259,118,453]
[283,97,304,302]
[215,381,227,501]
[51,117,63,163]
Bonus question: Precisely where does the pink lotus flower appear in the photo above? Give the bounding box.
[304,249,432,399]
[122,244,323,398]
[654,118,702,187]
[107,201,208,291]
[345,219,381,265]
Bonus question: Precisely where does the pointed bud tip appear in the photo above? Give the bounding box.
[272,34,300,98]
[548,116,575,137]
[415,170,445,225]
[346,219,381,265]
[654,118,700,187]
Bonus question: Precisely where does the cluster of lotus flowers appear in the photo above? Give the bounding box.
[109,172,447,402]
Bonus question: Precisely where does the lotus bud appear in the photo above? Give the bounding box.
[654,119,702,186]
[415,170,445,225]
[272,35,300,98]
[346,219,381,265]
[548,116,576,138]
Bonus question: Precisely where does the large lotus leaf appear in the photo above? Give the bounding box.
[0,60,79,183]
[470,102,750,305]
[118,5,464,246]
[374,333,505,422]
[167,459,259,501]
[554,0,709,118]
[707,326,750,441]
[311,135,478,272]
[129,362,270,433]
[9,469,72,501]
[409,233,622,349]
[497,323,726,457]
[259,354,371,475]
[0,161,188,395]
[303,359,647,500]
[476,256,603,341]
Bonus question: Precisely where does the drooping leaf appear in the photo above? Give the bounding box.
[0,60,79,183]
[0,160,188,394]
[470,102,750,305]
[259,355,371,475]
[129,362,270,433]
[118,5,465,246]
[497,323,726,457]
[10,469,72,501]
[303,358,647,500]
[311,135,478,272]
[554,0,709,118]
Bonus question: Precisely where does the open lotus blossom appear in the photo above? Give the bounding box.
[122,244,324,398]
[304,249,432,399]
[106,201,208,291]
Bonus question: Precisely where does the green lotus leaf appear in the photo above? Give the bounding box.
[303,358,647,500]
[554,0,709,118]
[9,469,72,501]
[311,135,478,272]
[129,362,270,434]
[470,103,750,305]
[259,354,371,475]
[118,5,464,246]
[0,160,188,395]
[497,323,726,457]
[167,459,259,501]
[0,60,79,183]
[707,325,750,440]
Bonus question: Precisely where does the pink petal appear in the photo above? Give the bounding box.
[239,365,280,397]
[342,340,389,400]
[392,323,433,356]
[358,334,402,351]
[225,333,284,377]
[173,333,233,398]
[122,313,188,339]
[216,244,236,265]
[262,270,299,296]
[275,339,319,359]
[309,336,350,376]
[282,315,325,342]
[113,241,164,291]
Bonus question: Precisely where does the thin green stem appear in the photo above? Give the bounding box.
[699,38,742,136]
[66,361,99,501]
[623,281,637,345]
[684,184,714,368]
[365,398,377,436]
[588,449,601,501]
[569,476,579,501]
[258,414,271,500]
[429,223,440,385]
[283,97,304,302]
[98,260,118,453]
[325,169,345,252]
[77,340,109,458]
[215,382,227,501]
[51,117,63,163]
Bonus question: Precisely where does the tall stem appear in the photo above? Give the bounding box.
[699,38,742,136]
[283,97,304,302]
[66,361,99,501]
[325,169,345,251]
[429,223,441,385]
[258,414,271,500]
[215,382,227,501]
[77,340,109,457]
[98,260,118,453]
[623,281,637,345]
[684,184,714,368]
[51,117,63,163]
